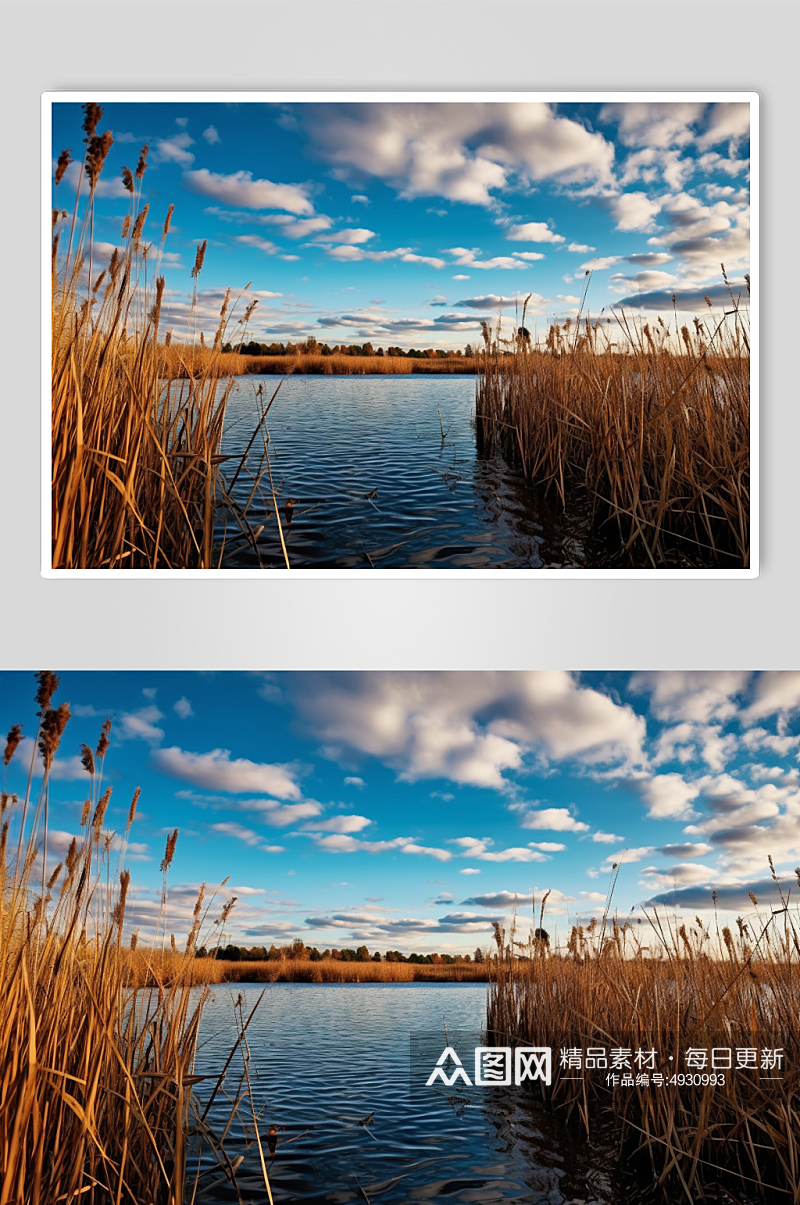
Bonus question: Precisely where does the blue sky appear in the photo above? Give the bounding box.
[51,98,751,351]
[2,671,796,954]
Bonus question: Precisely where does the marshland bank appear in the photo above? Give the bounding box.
[143,956,490,985]
[192,349,480,375]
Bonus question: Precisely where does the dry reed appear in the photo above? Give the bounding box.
[51,106,269,569]
[0,673,269,1204]
[156,956,489,985]
[476,283,750,568]
[157,348,479,378]
[487,877,798,1201]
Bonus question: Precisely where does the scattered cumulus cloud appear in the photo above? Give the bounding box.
[151,746,303,800]
[289,671,646,792]
[183,168,315,214]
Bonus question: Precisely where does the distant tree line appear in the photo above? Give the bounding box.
[196,937,485,964]
[222,337,471,359]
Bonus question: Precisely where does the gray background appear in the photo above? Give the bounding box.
[1,1,793,671]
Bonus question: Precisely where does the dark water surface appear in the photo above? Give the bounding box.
[191,983,617,1204]
[217,375,608,569]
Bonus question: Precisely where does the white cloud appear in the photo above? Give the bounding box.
[304,101,614,206]
[310,834,452,861]
[446,247,537,271]
[462,888,576,914]
[173,697,193,719]
[460,867,481,875]
[290,671,646,791]
[210,822,262,846]
[611,192,661,233]
[743,672,800,725]
[401,252,447,268]
[519,808,589,833]
[151,746,302,800]
[207,210,334,239]
[318,228,376,245]
[304,910,497,937]
[344,776,365,788]
[741,728,800,757]
[631,671,750,723]
[592,830,623,844]
[243,800,322,826]
[566,242,595,253]
[640,862,717,890]
[451,837,550,863]
[153,132,195,167]
[601,102,707,149]
[58,160,129,200]
[580,256,621,271]
[302,815,372,834]
[652,722,737,773]
[659,842,714,858]
[235,234,278,255]
[504,222,564,244]
[626,252,673,267]
[456,294,533,310]
[698,102,750,149]
[183,168,315,214]
[118,705,164,744]
[202,125,220,145]
[321,244,445,268]
[600,846,655,869]
[609,270,675,292]
[638,773,700,820]
[15,738,87,781]
[207,822,285,855]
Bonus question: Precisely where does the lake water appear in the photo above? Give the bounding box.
[217,375,609,569]
[191,983,618,1204]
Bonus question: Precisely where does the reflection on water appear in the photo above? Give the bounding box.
[217,375,611,569]
[191,983,618,1204]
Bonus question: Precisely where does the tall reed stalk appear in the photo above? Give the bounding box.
[51,104,267,569]
[0,673,264,1204]
[487,877,798,1202]
[475,281,750,568]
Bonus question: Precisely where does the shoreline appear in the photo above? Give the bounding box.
[137,957,491,985]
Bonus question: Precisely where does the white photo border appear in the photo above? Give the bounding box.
[41,90,759,580]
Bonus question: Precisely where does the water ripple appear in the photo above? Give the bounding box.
[191,983,618,1204]
[217,376,607,569]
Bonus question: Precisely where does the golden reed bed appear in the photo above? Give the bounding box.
[131,954,488,985]
[0,673,271,1205]
[476,286,750,569]
[157,349,479,377]
[51,106,278,571]
[488,887,798,1202]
